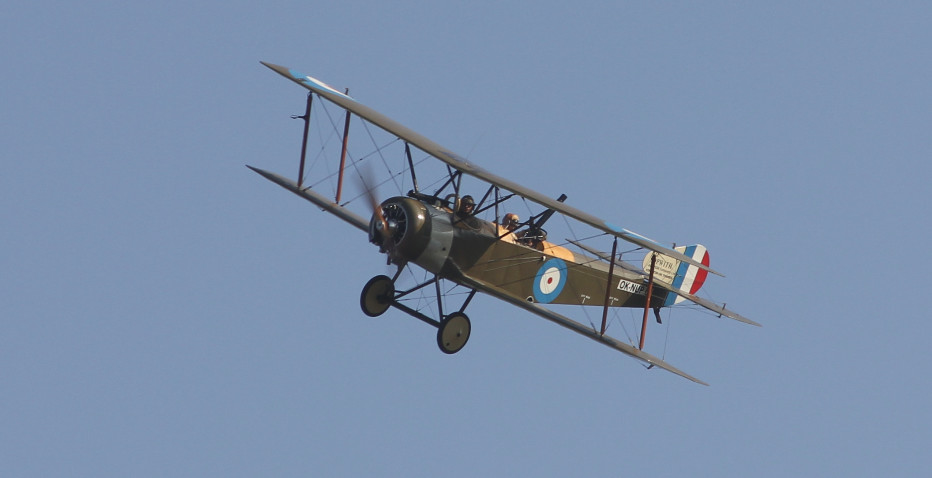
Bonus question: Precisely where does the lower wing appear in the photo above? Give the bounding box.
[459,275,709,385]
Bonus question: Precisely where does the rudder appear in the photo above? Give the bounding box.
[642,245,710,306]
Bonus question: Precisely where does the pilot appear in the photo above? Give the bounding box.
[503,213,520,232]
[458,195,476,216]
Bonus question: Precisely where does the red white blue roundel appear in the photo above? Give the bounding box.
[533,258,567,303]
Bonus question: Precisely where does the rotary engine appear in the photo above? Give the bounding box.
[368,196,456,273]
[368,197,432,261]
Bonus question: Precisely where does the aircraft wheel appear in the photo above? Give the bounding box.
[437,312,471,354]
[360,275,394,317]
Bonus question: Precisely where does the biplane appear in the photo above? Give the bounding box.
[250,61,758,385]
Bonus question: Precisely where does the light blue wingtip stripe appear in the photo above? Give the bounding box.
[288,68,308,80]
[605,222,665,248]
[288,69,353,101]
[621,228,662,247]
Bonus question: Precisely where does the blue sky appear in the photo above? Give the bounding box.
[3,1,931,476]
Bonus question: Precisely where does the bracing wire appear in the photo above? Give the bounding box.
[661,309,671,360]
[360,120,404,194]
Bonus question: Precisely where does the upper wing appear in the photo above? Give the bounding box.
[260,61,723,277]
[459,275,709,385]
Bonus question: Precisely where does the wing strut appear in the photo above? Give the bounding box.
[405,143,419,194]
[639,253,658,350]
[293,92,314,189]
[459,275,708,385]
[599,237,619,336]
[335,88,351,203]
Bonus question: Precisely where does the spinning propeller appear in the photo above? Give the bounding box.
[359,168,406,253]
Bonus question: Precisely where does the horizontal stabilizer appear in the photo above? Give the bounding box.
[567,239,647,275]
[652,279,760,327]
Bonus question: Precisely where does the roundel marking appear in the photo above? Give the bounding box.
[533,258,568,303]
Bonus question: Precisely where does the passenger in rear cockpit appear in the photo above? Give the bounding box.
[503,213,520,232]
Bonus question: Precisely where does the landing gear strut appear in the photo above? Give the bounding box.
[359,273,475,354]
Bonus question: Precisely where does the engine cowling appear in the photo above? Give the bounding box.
[369,197,432,262]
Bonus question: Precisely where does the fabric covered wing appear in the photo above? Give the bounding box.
[459,275,709,385]
[260,61,722,277]
[248,165,369,232]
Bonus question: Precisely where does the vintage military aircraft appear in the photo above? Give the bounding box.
[250,61,758,385]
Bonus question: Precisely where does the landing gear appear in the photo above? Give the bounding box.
[360,275,394,317]
[437,312,471,354]
[359,273,476,354]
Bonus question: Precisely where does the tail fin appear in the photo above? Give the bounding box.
[641,245,710,306]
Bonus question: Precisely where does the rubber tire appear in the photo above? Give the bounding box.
[360,275,394,317]
[437,312,471,354]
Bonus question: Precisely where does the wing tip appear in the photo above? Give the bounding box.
[644,357,709,386]
[245,164,270,177]
[259,60,284,71]
[260,61,305,83]
[721,308,761,327]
